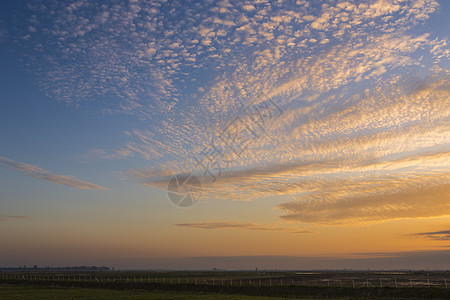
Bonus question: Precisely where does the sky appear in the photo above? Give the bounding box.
[0,0,449,270]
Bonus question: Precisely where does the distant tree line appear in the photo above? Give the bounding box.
[0,265,110,271]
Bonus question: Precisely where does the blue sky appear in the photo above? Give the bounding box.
[0,0,449,269]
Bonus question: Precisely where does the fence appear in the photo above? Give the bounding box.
[1,274,448,289]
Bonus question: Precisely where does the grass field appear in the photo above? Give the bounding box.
[1,270,449,299]
[0,284,316,300]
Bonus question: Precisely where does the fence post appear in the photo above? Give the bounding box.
[340,279,342,287]
[410,279,412,287]
[380,278,382,288]
[445,279,447,288]
[259,278,261,286]
[281,278,283,286]
[240,279,242,286]
[269,278,272,286]
[395,278,397,288]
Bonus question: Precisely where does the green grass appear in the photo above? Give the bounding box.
[0,284,317,300]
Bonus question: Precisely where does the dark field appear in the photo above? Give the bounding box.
[1,270,449,299]
[0,285,307,300]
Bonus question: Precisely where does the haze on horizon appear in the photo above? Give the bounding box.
[0,0,449,270]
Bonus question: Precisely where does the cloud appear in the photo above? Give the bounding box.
[134,150,450,224]
[78,148,132,161]
[11,0,449,225]
[411,230,450,241]
[278,180,450,225]
[0,156,107,190]
[242,5,255,12]
[15,0,443,113]
[175,221,312,233]
[120,32,448,177]
[0,215,31,222]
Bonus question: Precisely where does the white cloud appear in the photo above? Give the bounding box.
[16,1,449,224]
[0,156,107,190]
[0,215,31,222]
[175,221,312,233]
[242,5,256,11]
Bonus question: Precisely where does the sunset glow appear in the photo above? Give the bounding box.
[0,0,449,270]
